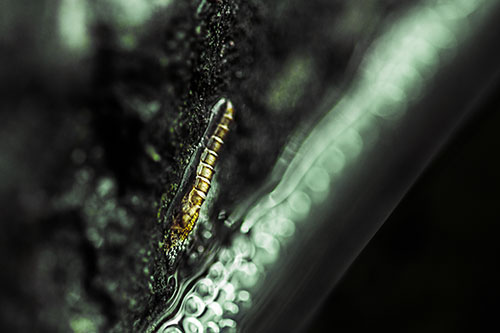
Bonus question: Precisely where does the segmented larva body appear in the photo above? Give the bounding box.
[166,99,234,255]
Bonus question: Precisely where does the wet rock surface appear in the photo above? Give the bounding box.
[0,0,412,331]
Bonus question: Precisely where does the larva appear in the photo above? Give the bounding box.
[164,98,234,261]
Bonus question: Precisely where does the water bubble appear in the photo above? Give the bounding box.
[208,262,226,283]
[218,248,236,266]
[233,261,260,288]
[370,83,407,119]
[188,252,200,266]
[182,317,203,333]
[195,278,216,302]
[206,301,224,319]
[202,229,213,241]
[218,319,237,333]
[253,232,279,253]
[184,295,205,317]
[218,283,236,302]
[254,214,295,241]
[287,191,311,220]
[251,231,280,265]
[223,302,239,317]
[205,321,220,333]
[232,235,255,259]
[337,129,363,160]
[418,8,456,50]
[410,37,439,78]
[236,290,251,305]
[97,177,114,197]
[396,63,424,103]
[306,165,330,191]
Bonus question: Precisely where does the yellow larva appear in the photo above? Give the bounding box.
[165,98,234,259]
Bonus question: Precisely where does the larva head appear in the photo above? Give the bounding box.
[225,99,234,120]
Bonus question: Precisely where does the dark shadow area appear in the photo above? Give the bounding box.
[308,78,500,332]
